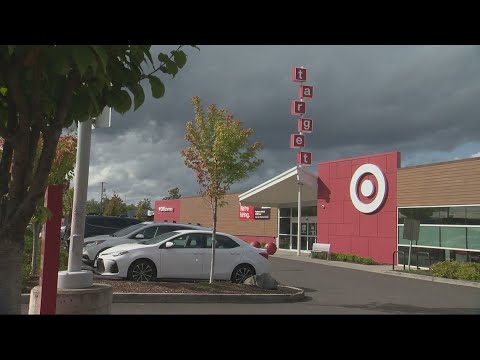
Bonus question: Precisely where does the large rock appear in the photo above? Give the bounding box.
[243,273,278,290]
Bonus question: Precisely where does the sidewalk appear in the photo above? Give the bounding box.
[272,249,480,289]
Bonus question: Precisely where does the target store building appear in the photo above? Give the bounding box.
[154,151,480,267]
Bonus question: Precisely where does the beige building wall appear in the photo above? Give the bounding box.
[179,192,278,237]
[398,157,480,207]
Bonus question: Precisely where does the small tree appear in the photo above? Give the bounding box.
[30,133,77,274]
[181,96,263,284]
[85,198,101,215]
[163,187,182,200]
[103,192,127,217]
[135,198,152,221]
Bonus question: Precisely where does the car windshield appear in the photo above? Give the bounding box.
[139,231,181,245]
[111,223,146,237]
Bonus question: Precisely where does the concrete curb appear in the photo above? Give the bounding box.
[272,252,480,289]
[21,285,304,304]
[381,270,480,289]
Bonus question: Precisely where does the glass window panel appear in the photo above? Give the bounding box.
[441,207,466,225]
[279,218,291,235]
[417,227,440,247]
[466,206,480,225]
[397,246,445,267]
[467,228,480,250]
[279,235,290,249]
[441,227,466,249]
[279,208,291,217]
[301,236,308,250]
[292,208,298,217]
[302,206,317,217]
[398,226,410,245]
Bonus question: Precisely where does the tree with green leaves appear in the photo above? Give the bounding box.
[135,198,152,221]
[0,44,197,314]
[163,187,182,200]
[103,193,127,217]
[30,133,77,274]
[181,96,263,284]
[85,198,101,215]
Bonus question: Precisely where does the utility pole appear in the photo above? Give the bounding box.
[100,182,106,215]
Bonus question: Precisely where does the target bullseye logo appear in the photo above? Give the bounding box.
[349,164,387,214]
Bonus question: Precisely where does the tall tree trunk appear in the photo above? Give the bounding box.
[0,232,25,314]
[209,197,218,284]
[31,222,41,275]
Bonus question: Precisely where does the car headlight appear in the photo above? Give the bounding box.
[84,240,106,248]
[111,251,129,257]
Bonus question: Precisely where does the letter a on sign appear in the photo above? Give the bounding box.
[291,101,306,115]
[292,67,307,82]
[298,118,313,133]
[298,85,314,99]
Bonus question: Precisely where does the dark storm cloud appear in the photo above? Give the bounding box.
[85,45,480,204]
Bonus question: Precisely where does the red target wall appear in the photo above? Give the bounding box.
[317,152,400,264]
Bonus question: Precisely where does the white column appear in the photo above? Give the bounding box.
[297,182,302,256]
[58,119,94,289]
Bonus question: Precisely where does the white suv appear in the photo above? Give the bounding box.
[82,222,208,266]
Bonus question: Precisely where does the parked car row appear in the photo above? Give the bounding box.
[82,221,208,266]
[94,229,270,283]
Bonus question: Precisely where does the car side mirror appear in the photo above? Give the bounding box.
[165,241,174,249]
[135,233,144,239]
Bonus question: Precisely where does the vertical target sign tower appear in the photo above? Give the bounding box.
[290,66,314,255]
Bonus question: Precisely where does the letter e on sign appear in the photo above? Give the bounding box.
[290,134,305,149]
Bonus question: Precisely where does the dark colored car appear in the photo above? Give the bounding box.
[62,216,142,249]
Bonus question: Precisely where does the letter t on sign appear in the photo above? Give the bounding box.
[292,67,307,82]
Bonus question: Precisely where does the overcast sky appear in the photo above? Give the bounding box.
[81,45,480,205]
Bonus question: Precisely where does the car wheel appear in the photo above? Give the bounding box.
[231,264,256,284]
[127,259,157,282]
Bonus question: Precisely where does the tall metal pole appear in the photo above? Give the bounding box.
[297,180,302,256]
[58,119,94,289]
[100,181,106,215]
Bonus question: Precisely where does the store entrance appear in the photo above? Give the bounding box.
[291,217,317,251]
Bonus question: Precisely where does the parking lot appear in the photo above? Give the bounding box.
[22,255,480,314]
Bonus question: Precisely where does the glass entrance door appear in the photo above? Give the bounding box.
[292,217,317,251]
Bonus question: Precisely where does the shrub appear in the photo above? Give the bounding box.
[22,230,69,292]
[311,251,378,265]
[260,242,267,248]
[432,261,480,281]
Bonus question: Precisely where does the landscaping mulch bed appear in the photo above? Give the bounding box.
[94,278,298,294]
[23,275,298,295]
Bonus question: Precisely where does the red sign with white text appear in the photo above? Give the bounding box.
[290,134,305,148]
[298,118,313,133]
[297,151,312,166]
[298,85,314,99]
[291,101,306,115]
[292,67,307,82]
[239,205,254,220]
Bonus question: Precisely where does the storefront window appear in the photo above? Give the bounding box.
[279,235,290,249]
[279,218,290,235]
[467,228,480,250]
[279,208,291,217]
[466,206,480,225]
[441,227,467,249]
